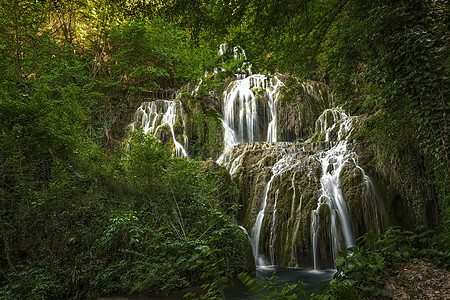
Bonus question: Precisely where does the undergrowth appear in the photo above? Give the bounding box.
[190,226,449,300]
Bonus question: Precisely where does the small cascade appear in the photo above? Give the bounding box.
[236,225,252,243]
[218,44,252,78]
[309,108,379,269]
[310,109,355,269]
[311,142,356,269]
[252,176,273,266]
[130,100,188,157]
[312,107,353,142]
[219,74,283,160]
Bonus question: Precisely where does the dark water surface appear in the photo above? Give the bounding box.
[224,266,336,299]
[97,267,335,300]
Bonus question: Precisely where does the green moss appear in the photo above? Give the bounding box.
[155,124,174,149]
[318,204,331,260]
[195,107,205,142]
[207,119,217,149]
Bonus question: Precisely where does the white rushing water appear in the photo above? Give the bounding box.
[311,141,355,269]
[218,74,284,162]
[220,103,385,269]
[310,108,366,269]
[269,189,279,265]
[312,107,353,142]
[131,100,188,157]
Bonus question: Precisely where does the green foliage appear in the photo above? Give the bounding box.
[0,130,250,299]
[323,227,450,299]
[0,1,248,299]
[238,272,306,299]
[326,0,449,228]
[184,246,233,300]
[108,18,181,89]
[173,32,220,81]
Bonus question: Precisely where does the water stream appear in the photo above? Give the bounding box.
[224,267,336,299]
[218,74,283,162]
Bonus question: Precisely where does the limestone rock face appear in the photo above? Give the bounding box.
[277,79,333,142]
[178,77,229,160]
[340,160,385,239]
[222,138,386,269]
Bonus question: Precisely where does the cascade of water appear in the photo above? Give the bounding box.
[218,44,247,61]
[219,74,283,162]
[266,76,283,142]
[313,107,352,142]
[251,153,303,267]
[310,108,359,269]
[132,100,188,157]
[219,93,383,269]
[354,164,385,235]
[311,141,356,269]
[252,174,274,267]
[191,78,202,97]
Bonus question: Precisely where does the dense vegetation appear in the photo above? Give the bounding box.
[0,0,448,299]
[0,1,248,298]
[322,227,449,299]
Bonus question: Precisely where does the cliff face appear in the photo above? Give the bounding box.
[179,76,229,160]
[220,138,386,268]
[276,78,333,142]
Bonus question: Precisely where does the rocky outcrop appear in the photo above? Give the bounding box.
[220,108,387,269]
[176,74,333,159]
[178,76,230,159]
[277,79,333,142]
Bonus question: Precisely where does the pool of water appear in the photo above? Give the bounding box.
[224,266,336,299]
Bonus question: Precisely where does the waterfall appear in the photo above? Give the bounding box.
[309,108,357,268]
[252,175,273,266]
[251,153,303,267]
[219,106,384,269]
[130,100,188,157]
[218,74,283,162]
[311,141,355,269]
[312,107,353,142]
[211,62,382,269]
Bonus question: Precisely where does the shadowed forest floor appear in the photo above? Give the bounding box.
[383,258,450,299]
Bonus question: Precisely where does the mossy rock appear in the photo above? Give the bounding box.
[276,78,333,142]
[251,87,265,96]
[154,114,164,127]
[173,116,184,135]
[155,124,174,148]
